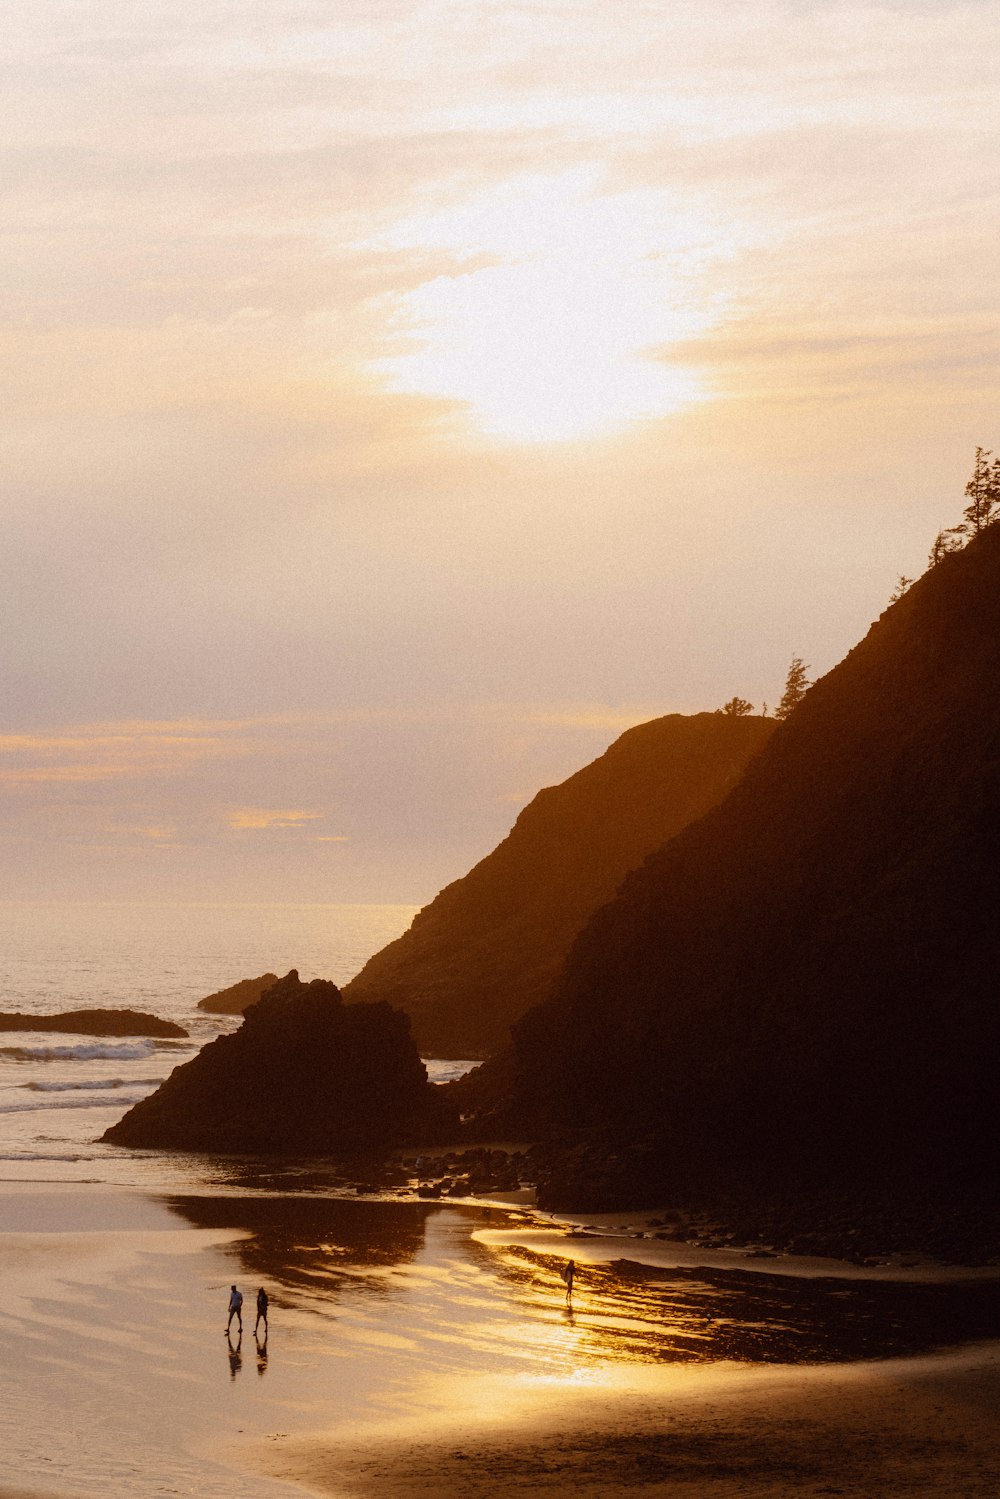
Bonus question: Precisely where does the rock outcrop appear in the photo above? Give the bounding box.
[499,525,1000,1200]
[345,713,773,1056]
[103,971,453,1153]
[196,973,279,1015]
[0,1009,186,1037]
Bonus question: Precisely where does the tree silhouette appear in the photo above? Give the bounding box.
[928,448,1000,566]
[889,575,914,603]
[928,528,964,568]
[775,656,810,721]
[716,696,754,717]
[960,446,1000,535]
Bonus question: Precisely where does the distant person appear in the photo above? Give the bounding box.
[561,1259,575,1300]
[255,1286,268,1335]
[226,1284,243,1335]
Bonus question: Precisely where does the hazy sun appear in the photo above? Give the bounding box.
[372,169,719,444]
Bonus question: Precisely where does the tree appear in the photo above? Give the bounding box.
[960,446,1000,535]
[889,574,914,603]
[716,696,754,717]
[775,656,810,721]
[928,448,1000,567]
[928,528,964,568]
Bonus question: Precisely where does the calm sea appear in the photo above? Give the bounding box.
[0,901,475,1187]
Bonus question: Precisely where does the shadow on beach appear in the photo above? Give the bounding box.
[160,1192,433,1306]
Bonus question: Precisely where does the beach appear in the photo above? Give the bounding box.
[3,1180,1000,1499]
[261,1346,1000,1498]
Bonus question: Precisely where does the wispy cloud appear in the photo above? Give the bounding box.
[226,808,325,831]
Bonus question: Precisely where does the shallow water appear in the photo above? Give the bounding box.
[3,903,999,1496]
[3,1186,999,1499]
[0,901,483,1186]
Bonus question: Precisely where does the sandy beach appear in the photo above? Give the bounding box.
[258,1345,1000,1498]
[2,1181,999,1499]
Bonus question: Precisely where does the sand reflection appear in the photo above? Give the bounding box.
[485,1243,1000,1365]
[160,1193,431,1308]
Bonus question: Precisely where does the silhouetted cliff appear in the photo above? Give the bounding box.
[503,527,1000,1197]
[103,971,452,1153]
[345,713,773,1056]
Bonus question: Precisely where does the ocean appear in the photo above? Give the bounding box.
[0,901,475,1188]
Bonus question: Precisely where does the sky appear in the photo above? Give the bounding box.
[3,0,998,904]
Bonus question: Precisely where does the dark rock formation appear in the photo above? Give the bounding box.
[196,972,279,1015]
[345,713,773,1057]
[0,1009,187,1037]
[500,525,1000,1202]
[102,971,455,1153]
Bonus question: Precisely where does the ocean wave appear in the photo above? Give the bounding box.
[22,1077,165,1093]
[0,1094,151,1115]
[0,1041,156,1062]
[0,1151,89,1162]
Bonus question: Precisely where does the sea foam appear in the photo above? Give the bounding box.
[0,1041,157,1062]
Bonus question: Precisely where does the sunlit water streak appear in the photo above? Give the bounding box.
[3,1190,999,1499]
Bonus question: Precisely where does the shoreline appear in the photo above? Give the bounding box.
[4,1178,1000,1499]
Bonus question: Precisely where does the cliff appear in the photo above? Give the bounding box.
[103,971,452,1153]
[503,526,1000,1198]
[344,713,773,1056]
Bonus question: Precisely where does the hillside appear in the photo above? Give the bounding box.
[503,526,1000,1198]
[344,712,773,1057]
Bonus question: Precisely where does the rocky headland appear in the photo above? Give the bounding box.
[478,523,1000,1216]
[0,1008,187,1037]
[345,711,773,1056]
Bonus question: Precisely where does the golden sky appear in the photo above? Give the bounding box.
[3,0,998,901]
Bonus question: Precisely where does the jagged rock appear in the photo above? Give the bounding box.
[0,1009,186,1037]
[345,713,773,1057]
[196,973,279,1015]
[103,971,455,1153]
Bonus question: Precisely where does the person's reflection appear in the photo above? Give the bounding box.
[255,1332,268,1377]
[227,1331,243,1380]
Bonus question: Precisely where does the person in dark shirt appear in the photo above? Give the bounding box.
[255,1285,268,1335]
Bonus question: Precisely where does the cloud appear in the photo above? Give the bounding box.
[3,0,998,901]
[226,808,325,831]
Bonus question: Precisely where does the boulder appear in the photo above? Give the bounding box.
[0,1009,186,1037]
[103,971,455,1153]
[196,973,279,1015]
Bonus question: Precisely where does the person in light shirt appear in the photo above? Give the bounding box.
[226,1284,243,1335]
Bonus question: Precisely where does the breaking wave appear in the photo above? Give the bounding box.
[22,1077,165,1092]
[0,1041,157,1062]
[0,1094,152,1115]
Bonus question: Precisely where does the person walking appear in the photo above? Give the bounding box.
[226,1284,243,1335]
[254,1286,268,1336]
[561,1259,575,1300]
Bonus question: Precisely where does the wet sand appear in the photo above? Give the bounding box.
[2,1181,1000,1499]
[257,1345,1000,1497]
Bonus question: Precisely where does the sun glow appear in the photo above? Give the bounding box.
[373,170,722,444]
